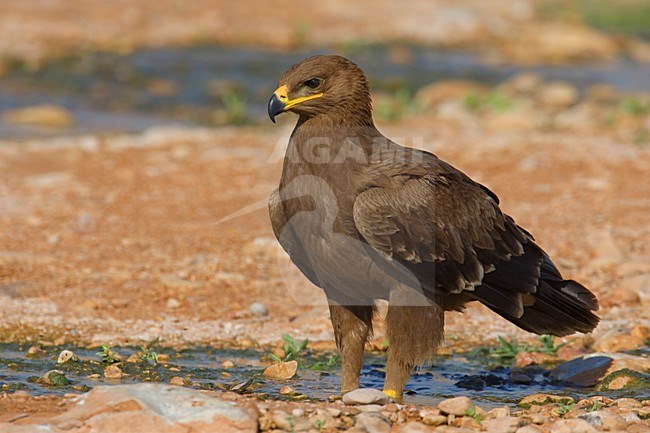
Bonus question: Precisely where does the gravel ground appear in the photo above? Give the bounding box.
[0,113,648,346]
[0,0,649,428]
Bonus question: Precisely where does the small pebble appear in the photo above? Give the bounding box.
[419,408,446,426]
[104,364,123,379]
[615,397,642,409]
[342,388,392,405]
[482,416,521,433]
[579,410,627,431]
[169,376,188,386]
[57,349,78,364]
[516,426,542,433]
[326,407,342,417]
[357,404,384,412]
[621,411,641,423]
[438,396,474,415]
[279,385,295,395]
[263,360,297,380]
[355,412,391,433]
[486,406,510,419]
[530,414,547,424]
[271,410,311,431]
[221,360,235,369]
[459,416,482,430]
[166,298,181,309]
[36,370,69,386]
[383,403,399,412]
[549,418,597,433]
[291,408,305,417]
[310,410,337,430]
[26,345,44,358]
[422,414,447,426]
[400,421,430,433]
[249,302,268,317]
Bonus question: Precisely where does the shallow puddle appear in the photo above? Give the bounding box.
[1,343,648,407]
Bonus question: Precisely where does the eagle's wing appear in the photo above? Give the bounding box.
[353,151,598,334]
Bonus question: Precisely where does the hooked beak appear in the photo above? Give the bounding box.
[268,84,324,123]
[268,87,286,123]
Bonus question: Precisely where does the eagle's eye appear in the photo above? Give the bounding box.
[304,78,322,89]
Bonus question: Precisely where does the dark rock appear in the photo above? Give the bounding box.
[551,353,650,388]
[550,355,612,387]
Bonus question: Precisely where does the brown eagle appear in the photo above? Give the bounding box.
[267,55,598,400]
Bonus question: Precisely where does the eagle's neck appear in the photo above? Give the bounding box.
[287,116,381,166]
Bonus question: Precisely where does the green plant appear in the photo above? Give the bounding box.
[314,419,326,430]
[465,405,483,423]
[486,92,514,112]
[540,0,650,35]
[375,86,424,122]
[463,91,482,111]
[556,402,575,417]
[620,97,650,116]
[585,401,602,412]
[489,336,527,360]
[96,344,117,364]
[472,335,566,364]
[140,346,158,365]
[634,127,649,147]
[219,89,248,124]
[536,334,567,354]
[270,334,309,363]
[463,90,514,113]
[308,353,340,370]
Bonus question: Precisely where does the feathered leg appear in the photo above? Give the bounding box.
[328,300,374,394]
[383,285,444,401]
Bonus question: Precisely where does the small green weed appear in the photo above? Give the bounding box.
[96,344,118,364]
[537,334,567,354]
[220,90,248,124]
[375,86,424,122]
[465,405,483,423]
[314,418,326,430]
[308,353,340,371]
[585,401,602,412]
[270,334,309,363]
[620,97,650,116]
[463,90,514,113]
[634,127,649,147]
[471,335,566,365]
[556,402,575,417]
[540,0,650,35]
[140,346,158,365]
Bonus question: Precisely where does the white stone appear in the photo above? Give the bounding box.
[342,388,392,405]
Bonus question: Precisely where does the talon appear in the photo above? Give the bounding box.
[382,389,400,400]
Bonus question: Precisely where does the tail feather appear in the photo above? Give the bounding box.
[491,279,599,336]
[474,243,599,336]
